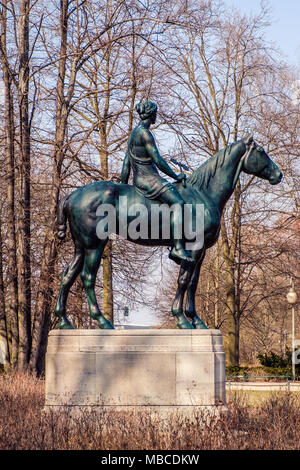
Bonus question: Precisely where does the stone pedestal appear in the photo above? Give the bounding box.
[45,329,226,418]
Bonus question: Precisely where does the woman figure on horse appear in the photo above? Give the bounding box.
[121,101,192,264]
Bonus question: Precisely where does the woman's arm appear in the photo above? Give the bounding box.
[144,130,180,180]
[121,150,131,184]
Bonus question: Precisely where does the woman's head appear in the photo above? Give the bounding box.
[135,101,157,123]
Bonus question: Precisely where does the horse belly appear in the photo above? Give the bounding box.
[116,203,172,246]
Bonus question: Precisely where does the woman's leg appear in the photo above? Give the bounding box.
[158,187,193,264]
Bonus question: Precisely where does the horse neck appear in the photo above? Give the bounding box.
[205,141,246,211]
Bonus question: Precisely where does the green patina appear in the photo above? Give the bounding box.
[54,102,282,330]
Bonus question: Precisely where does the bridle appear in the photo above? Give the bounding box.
[231,141,255,191]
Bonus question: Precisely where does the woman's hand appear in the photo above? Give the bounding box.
[177,172,187,187]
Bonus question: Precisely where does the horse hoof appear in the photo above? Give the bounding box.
[192,318,208,329]
[176,315,194,329]
[97,316,114,329]
[58,316,75,330]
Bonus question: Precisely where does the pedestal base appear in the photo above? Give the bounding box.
[45,329,226,418]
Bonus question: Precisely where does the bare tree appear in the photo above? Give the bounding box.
[0,0,19,368]
[17,0,32,370]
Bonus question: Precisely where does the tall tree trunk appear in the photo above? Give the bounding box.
[205,276,210,322]
[226,304,239,365]
[221,216,239,366]
[0,211,10,369]
[30,214,58,374]
[100,135,114,324]
[220,183,242,366]
[29,0,74,373]
[99,51,114,324]
[100,26,139,326]
[100,135,114,323]
[17,0,31,370]
[0,0,19,368]
[214,241,220,328]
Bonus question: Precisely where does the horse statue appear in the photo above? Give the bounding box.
[54,134,282,330]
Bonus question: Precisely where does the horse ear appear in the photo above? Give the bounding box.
[244,133,254,145]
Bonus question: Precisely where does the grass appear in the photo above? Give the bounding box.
[0,372,299,450]
[228,389,300,406]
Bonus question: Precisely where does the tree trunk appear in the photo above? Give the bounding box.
[29,0,69,373]
[32,238,58,374]
[221,215,239,366]
[214,241,220,328]
[99,64,114,323]
[0,212,10,369]
[17,0,31,370]
[205,276,210,323]
[226,306,239,366]
[0,0,19,368]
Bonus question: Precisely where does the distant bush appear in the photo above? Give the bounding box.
[257,349,291,368]
[226,366,249,376]
[257,348,300,378]
[226,364,297,381]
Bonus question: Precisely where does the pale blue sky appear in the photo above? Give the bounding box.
[223,0,300,65]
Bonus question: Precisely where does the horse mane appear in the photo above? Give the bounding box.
[186,143,234,190]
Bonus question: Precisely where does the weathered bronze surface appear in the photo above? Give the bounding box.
[54,102,282,330]
[122,101,192,265]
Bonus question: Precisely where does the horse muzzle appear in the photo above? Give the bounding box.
[269,169,283,185]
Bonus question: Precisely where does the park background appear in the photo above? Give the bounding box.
[0,0,299,376]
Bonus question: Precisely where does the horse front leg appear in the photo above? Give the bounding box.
[185,250,208,329]
[171,261,195,329]
[81,245,114,329]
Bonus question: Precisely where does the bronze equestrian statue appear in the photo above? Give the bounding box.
[54,101,283,330]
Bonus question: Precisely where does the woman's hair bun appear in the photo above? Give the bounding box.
[135,101,157,120]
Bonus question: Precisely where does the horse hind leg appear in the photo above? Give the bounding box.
[54,245,84,329]
[81,245,114,329]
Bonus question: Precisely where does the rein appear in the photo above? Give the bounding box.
[231,143,253,191]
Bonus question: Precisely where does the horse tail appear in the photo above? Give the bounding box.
[57,194,70,240]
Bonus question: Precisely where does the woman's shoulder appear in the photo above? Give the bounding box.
[139,126,155,144]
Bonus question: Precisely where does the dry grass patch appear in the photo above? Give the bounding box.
[0,372,299,450]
